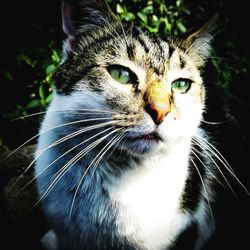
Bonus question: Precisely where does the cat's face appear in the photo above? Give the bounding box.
[54,0,214,156]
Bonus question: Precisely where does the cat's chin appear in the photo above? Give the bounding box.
[118,132,164,156]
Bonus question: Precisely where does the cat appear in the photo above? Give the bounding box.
[34,0,227,249]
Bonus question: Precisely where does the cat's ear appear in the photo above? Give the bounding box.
[180,14,219,67]
[62,0,116,54]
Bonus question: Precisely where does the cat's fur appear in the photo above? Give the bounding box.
[35,1,220,249]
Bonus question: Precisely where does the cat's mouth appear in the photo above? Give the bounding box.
[118,131,163,155]
[125,131,164,145]
[132,132,163,142]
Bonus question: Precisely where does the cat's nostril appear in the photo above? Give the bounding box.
[145,104,158,124]
[144,103,169,125]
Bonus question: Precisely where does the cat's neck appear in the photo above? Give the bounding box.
[105,138,191,189]
[98,134,192,179]
[103,139,192,250]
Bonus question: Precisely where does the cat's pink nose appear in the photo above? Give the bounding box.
[144,80,171,125]
[145,102,169,125]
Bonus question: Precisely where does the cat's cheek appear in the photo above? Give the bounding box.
[158,113,199,142]
[157,118,180,143]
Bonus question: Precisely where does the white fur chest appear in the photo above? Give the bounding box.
[109,147,192,250]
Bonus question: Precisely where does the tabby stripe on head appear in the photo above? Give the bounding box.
[132,28,150,53]
[126,43,136,60]
[168,45,175,59]
[137,35,150,54]
[150,34,164,56]
[55,64,101,95]
[179,55,186,69]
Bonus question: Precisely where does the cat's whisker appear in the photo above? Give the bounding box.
[192,138,236,194]
[50,126,120,180]
[105,131,128,160]
[192,145,232,188]
[191,56,230,66]
[190,148,224,187]
[193,136,250,195]
[100,34,123,53]
[51,135,105,182]
[5,110,48,123]
[117,18,129,48]
[34,121,118,160]
[34,141,99,207]
[197,136,234,173]
[101,19,127,48]
[72,108,117,114]
[40,120,118,151]
[101,26,125,50]
[9,120,120,190]
[194,136,234,174]
[88,18,124,48]
[91,132,127,178]
[200,119,225,125]
[88,132,127,190]
[3,108,118,124]
[80,22,124,52]
[34,128,122,208]
[189,156,215,227]
[87,133,125,190]
[17,126,116,195]
[127,21,134,40]
[183,32,217,59]
[1,116,114,163]
[69,129,123,218]
[205,56,230,61]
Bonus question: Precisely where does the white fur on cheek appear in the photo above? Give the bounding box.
[36,90,110,155]
[53,88,109,111]
[158,93,203,143]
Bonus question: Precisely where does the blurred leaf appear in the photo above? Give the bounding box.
[17,53,37,68]
[46,93,54,104]
[46,64,57,75]
[137,12,148,24]
[159,3,168,14]
[141,6,153,15]
[123,12,136,21]
[176,21,186,33]
[51,49,61,63]
[176,0,182,7]
[4,70,13,81]
[116,4,124,14]
[39,85,46,100]
[26,99,41,109]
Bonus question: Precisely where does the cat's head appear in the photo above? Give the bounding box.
[53,0,217,155]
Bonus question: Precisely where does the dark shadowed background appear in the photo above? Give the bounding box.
[0,0,249,249]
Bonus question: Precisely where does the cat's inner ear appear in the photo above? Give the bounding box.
[180,14,219,67]
[62,0,116,53]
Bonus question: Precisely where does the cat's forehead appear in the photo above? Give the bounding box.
[80,25,194,76]
[126,28,170,74]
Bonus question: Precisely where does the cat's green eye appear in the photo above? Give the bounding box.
[171,78,192,93]
[107,65,135,84]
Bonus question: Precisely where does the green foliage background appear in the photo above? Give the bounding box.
[1,0,249,150]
